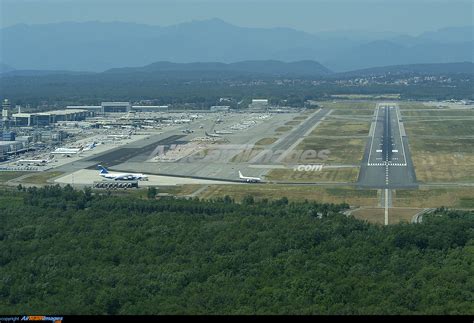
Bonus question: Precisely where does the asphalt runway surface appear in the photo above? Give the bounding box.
[85,135,186,168]
[358,103,417,189]
[250,108,330,164]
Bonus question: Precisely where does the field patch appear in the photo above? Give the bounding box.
[317,101,374,110]
[254,137,278,146]
[408,138,474,183]
[21,171,65,185]
[275,126,293,133]
[266,167,359,183]
[401,110,474,118]
[404,120,474,137]
[293,137,366,165]
[0,171,29,183]
[331,109,374,116]
[393,187,474,208]
[198,185,378,206]
[311,119,370,137]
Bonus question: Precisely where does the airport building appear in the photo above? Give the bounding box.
[248,99,269,111]
[131,105,169,112]
[102,102,131,113]
[0,140,27,155]
[2,99,12,131]
[67,102,168,113]
[12,109,91,127]
[210,106,230,112]
[1,131,16,141]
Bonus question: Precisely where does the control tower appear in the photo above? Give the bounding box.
[2,99,11,131]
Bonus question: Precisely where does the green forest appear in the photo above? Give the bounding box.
[0,185,473,314]
[1,72,472,108]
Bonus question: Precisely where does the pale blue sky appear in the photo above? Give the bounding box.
[1,0,472,34]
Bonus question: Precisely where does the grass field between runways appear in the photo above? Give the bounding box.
[198,185,378,206]
[291,137,366,165]
[311,119,370,137]
[266,167,359,183]
[392,188,474,208]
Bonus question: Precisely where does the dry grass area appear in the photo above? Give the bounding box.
[285,120,301,126]
[350,208,385,224]
[266,167,359,183]
[408,138,474,183]
[404,120,474,137]
[412,156,474,183]
[311,119,370,137]
[317,101,374,110]
[293,115,309,121]
[254,137,278,146]
[198,185,378,206]
[392,187,474,209]
[401,110,474,118]
[388,208,422,224]
[157,184,205,196]
[351,207,423,225]
[294,137,366,165]
[21,171,65,184]
[330,94,400,100]
[331,110,374,116]
[0,171,29,183]
[230,148,263,163]
[275,126,293,133]
[398,102,434,110]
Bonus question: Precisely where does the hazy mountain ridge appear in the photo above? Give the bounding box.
[104,60,333,76]
[1,19,472,72]
[2,60,472,78]
[336,62,474,77]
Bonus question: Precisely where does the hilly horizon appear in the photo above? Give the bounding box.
[2,60,473,79]
[1,19,472,72]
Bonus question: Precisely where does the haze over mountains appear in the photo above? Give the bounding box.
[0,19,472,72]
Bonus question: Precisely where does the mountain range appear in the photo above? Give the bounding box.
[1,19,472,72]
[1,61,472,79]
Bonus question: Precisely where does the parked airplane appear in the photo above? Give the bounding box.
[16,156,54,166]
[239,171,262,183]
[51,142,96,156]
[214,129,233,135]
[98,165,149,181]
[205,131,221,138]
[182,129,194,134]
[107,132,132,139]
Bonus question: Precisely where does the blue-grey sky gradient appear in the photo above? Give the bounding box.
[1,0,472,34]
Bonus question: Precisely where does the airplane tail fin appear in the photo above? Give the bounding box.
[98,165,109,174]
[205,131,209,136]
[239,171,243,178]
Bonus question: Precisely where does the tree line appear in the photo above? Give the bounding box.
[0,185,472,314]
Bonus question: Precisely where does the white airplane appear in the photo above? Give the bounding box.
[214,129,233,135]
[52,142,96,156]
[16,157,53,166]
[239,171,261,183]
[52,147,83,156]
[98,165,149,181]
[205,131,221,138]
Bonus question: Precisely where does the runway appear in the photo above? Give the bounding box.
[358,103,417,188]
[250,108,330,164]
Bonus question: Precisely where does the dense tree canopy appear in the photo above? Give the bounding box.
[0,185,473,314]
